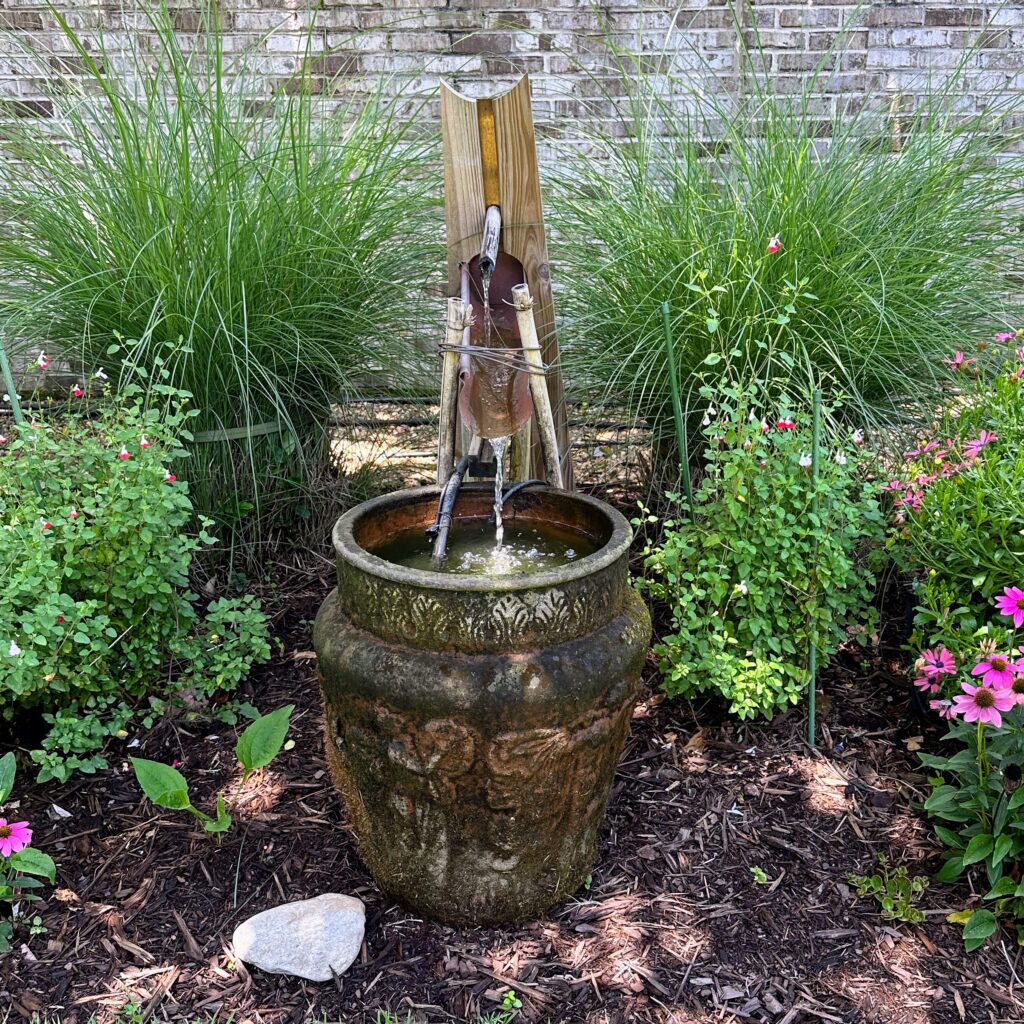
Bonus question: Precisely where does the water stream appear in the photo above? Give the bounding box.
[491,434,509,548]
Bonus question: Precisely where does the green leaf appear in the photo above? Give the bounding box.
[203,793,232,834]
[963,833,994,866]
[992,834,1014,867]
[1008,787,1024,810]
[236,705,294,780]
[702,352,722,366]
[935,855,965,882]
[0,751,15,804]
[130,757,191,810]
[8,847,56,884]
[985,876,1017,899]
[962,908,998,946]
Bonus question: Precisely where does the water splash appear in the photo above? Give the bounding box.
[491,434,509,548]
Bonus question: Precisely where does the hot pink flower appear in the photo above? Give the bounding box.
[164,469,177,483]
[36,351,49,370]
[996,332,1017,344]
[775,418,795,430]
[139,435,151,449]
[995,586,1024,628]
[1007,674,1024,707]
[39,518,52,532]
[943,351,976,371]
[0,435,6,446]
[929,698,958,720]
[68,508,78,520]
[881,480,906,493]
[920,647,955,678]
[0,818,32,858]
[118,446,130,461]
[768,235,781,254]
[914,677,940,695]
[964,430,998,459]
[953,681,1014,727]
[72,384,84,398]
[852,429,865,446]
[971,652,1019,689]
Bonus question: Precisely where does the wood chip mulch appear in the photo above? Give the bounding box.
[3,576,1024,1024]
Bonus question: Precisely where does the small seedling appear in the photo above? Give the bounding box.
[750,865,769,884]
[131,705,294,833]
[848,854,929,924]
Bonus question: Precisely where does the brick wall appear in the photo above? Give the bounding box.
[2,2,1023,147]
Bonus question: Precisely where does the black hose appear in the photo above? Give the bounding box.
[430,455,471,564]
[489,479,545,524]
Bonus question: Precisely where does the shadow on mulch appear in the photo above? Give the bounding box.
[3,571,1023,1024]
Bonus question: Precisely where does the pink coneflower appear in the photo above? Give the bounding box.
[118,446,130,461]
[775,418,795,430]
[920,647,956,678]
[972,653,1019,689]
[914,677,940,695]
[952,681,1015,728]
[72,384,84,398]
[0,819,32,857]
[768,235,781,254]
[943,351,977,371]
[995,586,1024,628]
[929,698,958,720]
[964,430,998,459]
[881,480,906,493]
[139,435,151,449]
[1006,674,1024,707]
[164,468,177,483]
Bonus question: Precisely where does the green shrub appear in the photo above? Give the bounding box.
[552,27,1024,443]
[638,381,883,719]
[0,386,271,782]
[894,330,1024,611]
[0,3,438,560]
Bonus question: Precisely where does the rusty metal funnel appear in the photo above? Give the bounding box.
[458,252,533,440]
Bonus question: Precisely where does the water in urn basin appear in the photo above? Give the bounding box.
[373,518,598,576]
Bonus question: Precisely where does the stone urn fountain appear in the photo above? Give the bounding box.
[313,484,650,925]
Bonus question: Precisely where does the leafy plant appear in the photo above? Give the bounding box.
[0,752,57,953]
[848,854,929,925]
[638,380,883,719]
[0,3,438,559]
[131,705,294,833]
[552,21,1024,451]
[0,387,271,782]
[912,587,1024,951]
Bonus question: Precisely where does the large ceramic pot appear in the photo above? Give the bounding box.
[313,485,650,925]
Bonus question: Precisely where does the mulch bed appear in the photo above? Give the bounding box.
[3,563,1023,1024]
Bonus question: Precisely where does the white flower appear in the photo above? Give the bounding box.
[835,452,848,465]
[701,414,711,426]
[8,640,21,657]
[94,367,108,381]
[37,350,49,369]
[799,452,813,468]
[707,403,717,417]
[735,581,749,596]
[748,410,758,422]
[852,428,864,445]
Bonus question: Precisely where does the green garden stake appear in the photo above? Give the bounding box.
[661,301,694,522]
[807,387,822,747]
[0,333,27,427]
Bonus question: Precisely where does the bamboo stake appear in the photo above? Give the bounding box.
[0,334,27,427]
[807,387,822,748]
[437,298,466,487]
[510,418,532,483]
[511,283,563,489]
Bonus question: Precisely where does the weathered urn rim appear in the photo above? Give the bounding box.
[331,483,632,593]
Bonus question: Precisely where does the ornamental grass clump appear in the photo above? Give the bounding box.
[0,384,271,783]
[552,25,1024,447]
[637,380,883,720]
[0,3,438,560]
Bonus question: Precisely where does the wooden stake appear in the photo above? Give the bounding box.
[511,283,563,489]
[437,298,465,487]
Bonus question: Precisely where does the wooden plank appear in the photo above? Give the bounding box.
[491,76,573,487]
[440,82,486,298]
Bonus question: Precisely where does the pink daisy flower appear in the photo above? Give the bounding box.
[920,647,956,678]
[881,480,906,493]
[964,430,998,459]
[943,351,976,372]
[953,682,1014,728]
[0,818,32,857]
[914,677,940,695]
[971,653,1019,689]
[996,332,1017,344]
[929,698,958,720]
[995,586,1024,628]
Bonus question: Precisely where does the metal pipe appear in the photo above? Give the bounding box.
[479,205,501,275]
[430,454,471,564]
